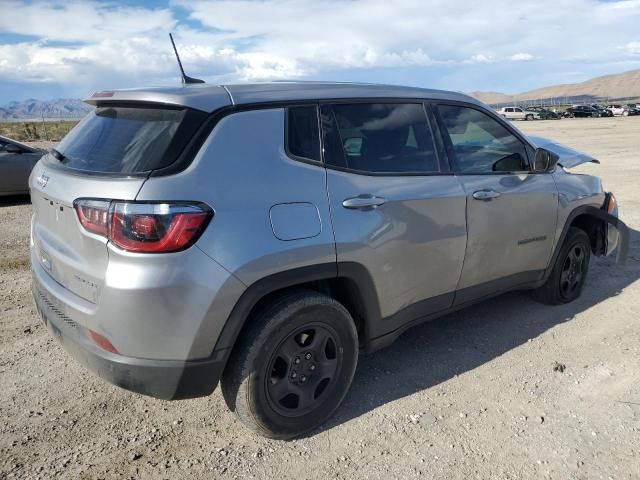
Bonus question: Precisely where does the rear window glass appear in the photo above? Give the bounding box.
[286,106,320,162]
[51,105,207,174]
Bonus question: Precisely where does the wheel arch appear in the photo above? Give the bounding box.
[212,262,381,371]
[542,202,629,284]
[570,212,606,255]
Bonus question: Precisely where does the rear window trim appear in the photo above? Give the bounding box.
[41,155,151,179]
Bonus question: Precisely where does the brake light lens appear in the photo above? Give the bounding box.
[73,199,212,253]
[74,199,110,236]
[111,203,210,253]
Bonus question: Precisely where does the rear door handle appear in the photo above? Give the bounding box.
[472,189,502,201]
[342,195,387,209]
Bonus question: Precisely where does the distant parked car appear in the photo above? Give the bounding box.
[0,135,45,196]
[564,106,598,118]
[625,104,639,116]
[497,106,539,121]
[526,106,562,120]
[591,105,613,117]
[606,105,627,116]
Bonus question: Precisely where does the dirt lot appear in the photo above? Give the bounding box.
[1,117,639,479]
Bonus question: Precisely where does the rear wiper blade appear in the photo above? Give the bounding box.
[50,148,66,162]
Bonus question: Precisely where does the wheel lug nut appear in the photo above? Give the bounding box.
[309,364,316,371]
[300,375,307,383]
[304,352,312,360]
[294,357,301,364]
[290,370,297,379]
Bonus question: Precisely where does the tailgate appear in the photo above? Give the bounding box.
[30,161,144,303]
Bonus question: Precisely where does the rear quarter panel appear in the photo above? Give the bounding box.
[135,108,336,286]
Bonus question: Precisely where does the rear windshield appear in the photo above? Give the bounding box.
[50,105,207,174]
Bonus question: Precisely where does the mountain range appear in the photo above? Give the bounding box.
[0,98,93,121]
[469,69,640,105]
[3,69,640,119]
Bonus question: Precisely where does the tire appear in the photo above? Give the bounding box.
[533,227,591,305]
[525,114,534,121]
[623,110,629,117]
[221,290,359,439]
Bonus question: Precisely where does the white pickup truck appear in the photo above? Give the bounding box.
[497,106,539,121]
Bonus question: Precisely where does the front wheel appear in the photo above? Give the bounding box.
[525,114,534,121]
[533,227,591,305]
[221,290,359,439]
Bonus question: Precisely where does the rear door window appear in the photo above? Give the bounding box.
[49,105,207,175]
[320,103,440,174]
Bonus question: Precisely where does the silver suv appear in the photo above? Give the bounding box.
[30,82,628,439]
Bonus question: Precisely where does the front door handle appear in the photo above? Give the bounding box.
[342,195,387,210]
[472,189,502,201]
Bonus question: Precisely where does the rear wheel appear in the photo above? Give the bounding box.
[533,227,591,305]
[221,290,358,439]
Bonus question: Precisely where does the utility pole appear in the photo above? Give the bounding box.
[41,110,49,141]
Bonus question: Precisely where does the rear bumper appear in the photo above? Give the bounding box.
[32,274,224,400]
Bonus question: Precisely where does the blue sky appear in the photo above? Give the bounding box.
[1,0,639,104]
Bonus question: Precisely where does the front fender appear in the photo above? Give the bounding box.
[549,204,629,280]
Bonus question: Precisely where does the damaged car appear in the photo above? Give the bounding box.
[30,82,628,439]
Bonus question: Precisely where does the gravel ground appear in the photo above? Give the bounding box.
[1,117,639,479]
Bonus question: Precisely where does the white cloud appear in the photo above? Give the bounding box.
[624,41,640,55]
[470,54,496,64]
[508,53,534,62]
[0,0,639,98]
[0,1,175,43]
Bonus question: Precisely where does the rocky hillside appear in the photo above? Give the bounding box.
[470,69,640,104]
[0,98,92,121]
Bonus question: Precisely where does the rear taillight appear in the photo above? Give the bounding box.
[73,199,212,253]
[74,199,110,236]
[111,203,210,253]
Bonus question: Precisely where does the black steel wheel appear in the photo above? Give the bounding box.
[533,227,591,305]
[221,290,358,439]
[559,243,587,300]
[265,323,341,417]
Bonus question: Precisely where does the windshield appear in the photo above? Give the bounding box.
[51,105,207,174]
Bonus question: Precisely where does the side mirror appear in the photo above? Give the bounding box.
[533,148,559,172]
[4,143,23,154]
[343,137,363,155]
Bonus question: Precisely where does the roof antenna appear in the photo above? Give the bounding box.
[169,33,205,84]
